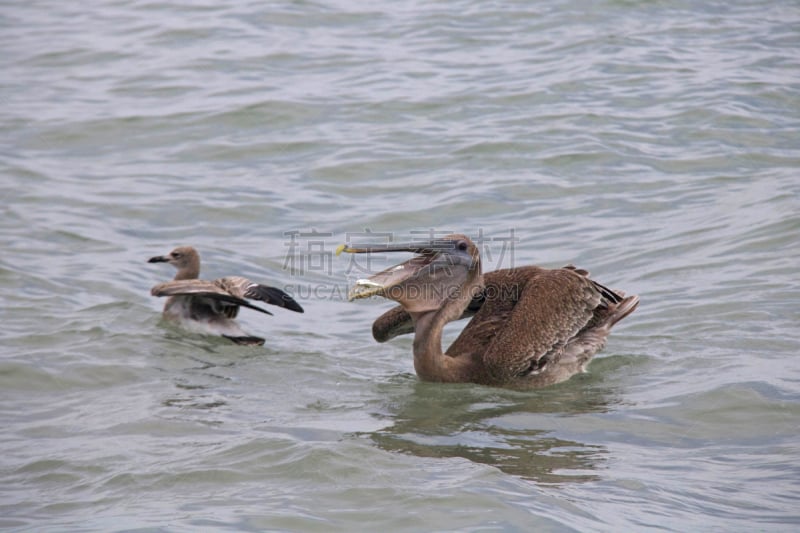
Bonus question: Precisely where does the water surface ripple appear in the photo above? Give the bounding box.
[2,0,799,531]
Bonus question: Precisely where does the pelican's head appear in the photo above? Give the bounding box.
[337,234,481,314]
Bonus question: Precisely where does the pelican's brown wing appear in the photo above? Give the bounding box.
[453,267,600,383]
[445,268,530,365]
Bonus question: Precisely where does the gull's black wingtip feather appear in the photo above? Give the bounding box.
[246,285,305,313]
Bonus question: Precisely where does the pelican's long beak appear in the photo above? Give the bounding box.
[335,242,450,256]
[336,240,470,301]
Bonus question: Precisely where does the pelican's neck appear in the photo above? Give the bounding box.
[411,273,482,382]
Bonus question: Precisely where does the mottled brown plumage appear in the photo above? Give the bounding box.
[341,235,638,388]
[148,246,303,345]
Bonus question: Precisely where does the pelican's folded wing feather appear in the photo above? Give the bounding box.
[480,268,599,381]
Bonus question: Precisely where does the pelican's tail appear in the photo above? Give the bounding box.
[560,292,639,372]
[604,294,640,330]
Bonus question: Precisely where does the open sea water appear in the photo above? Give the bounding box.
[2,0,799,531]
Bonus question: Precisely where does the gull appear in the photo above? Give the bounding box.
[148,246,303,345]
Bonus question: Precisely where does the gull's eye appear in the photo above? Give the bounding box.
[171,252,181,259]
[457,240,468,251]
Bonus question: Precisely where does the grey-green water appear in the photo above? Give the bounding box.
[2,1,799,531]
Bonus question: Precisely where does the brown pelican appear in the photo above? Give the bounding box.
[148,246,303,345]
[338,234,638,388]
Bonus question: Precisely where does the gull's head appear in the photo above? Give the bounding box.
[148,246,201,279]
